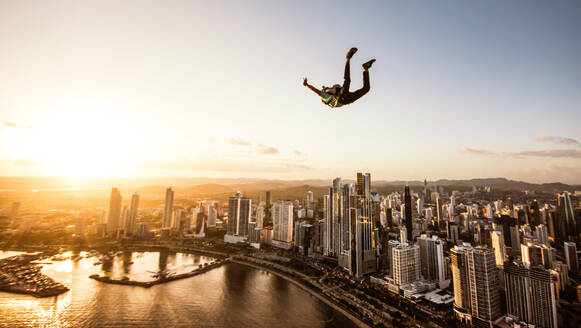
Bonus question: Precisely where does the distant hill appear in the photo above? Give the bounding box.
[1,176,579,194]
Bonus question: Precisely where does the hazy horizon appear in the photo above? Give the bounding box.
[1,1,581,183]
[1,175,580,189]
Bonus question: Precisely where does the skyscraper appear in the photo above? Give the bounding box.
[417,234,446,286]
[125,192,139,236]
[207,203,217,228]
[558,192,577,241]
[490,230,506,267]
[564,242,579,273]
[225,191,251,243]
[452,244,500,326]
[264,191,272,227]
[529,199,541,226]
[307,190,314,209]
[392,242,421,286]
[504,261,558,328]
[355,210,377,277]
[272,200,293,249]
[254,205,264,229]
[404,185,413,242]
[162,187,174,230]
[452,244,472,317]
[323,193,332,256]
[107,188,122,235]
[436,197,443,229]
[466,246,501,325]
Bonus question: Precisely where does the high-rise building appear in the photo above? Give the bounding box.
[490,230,506,267]
[307,190,314,209]
[535,224,549,246]
[107,188,122,234]
[449,195,457,216]
[504,260,558,328]
[272,200,293,249]
[416,198,423,217]
[529,200,541,226]
[564,242,579,273]
[436,197,443,229]
[356,173,370,198]
[404,185,413,242]
[355,211,377,277]
[451,244,472,315]
[207,203,217,228]
[264,191,272,227]
[162,187,174,230]
[392,242,421,286]
[125,192,139,236]
[225,191,251,243]
[172,208,182,230]
[452,244,501,326]
[294,221,313,256]
[466,246,501,325]
[417,234,446,286]
[254,205,264,229]
[495,215,521,256]
[323,193,332,255]
[521,242,552,269]
[341,184,354,253]
[557,192,577,241]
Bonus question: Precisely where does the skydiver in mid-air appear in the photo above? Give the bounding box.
[303,47,375,108]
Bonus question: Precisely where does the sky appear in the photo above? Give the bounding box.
[1,1,581,183]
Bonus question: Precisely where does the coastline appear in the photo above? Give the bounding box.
[230,258,371,328]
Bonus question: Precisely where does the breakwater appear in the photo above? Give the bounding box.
[89,258,228,287]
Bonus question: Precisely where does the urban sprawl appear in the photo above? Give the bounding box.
[2,173,581,328]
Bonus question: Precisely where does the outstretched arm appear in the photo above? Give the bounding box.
[303,77,321,96]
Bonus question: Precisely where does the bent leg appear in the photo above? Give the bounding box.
[345,70,370,104]
[343,59,351,92]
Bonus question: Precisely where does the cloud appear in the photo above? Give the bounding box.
[507,149,581,159]
[3,121,34,130]
[460,147,496,156]
[460,147,581,159]
[256,144,279,155]
[204,138,281,154]
[293,150,304,156]
[536,136,580,147]
[225,138,250,146]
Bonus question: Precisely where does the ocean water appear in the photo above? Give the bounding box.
[0,251,357,327]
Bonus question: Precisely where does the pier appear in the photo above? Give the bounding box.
[89,258,229,287]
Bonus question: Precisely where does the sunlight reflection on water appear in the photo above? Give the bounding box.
[0,250,357,328]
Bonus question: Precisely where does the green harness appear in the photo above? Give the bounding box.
[320,90,344,108]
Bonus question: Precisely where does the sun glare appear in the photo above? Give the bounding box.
[34,102,138,179]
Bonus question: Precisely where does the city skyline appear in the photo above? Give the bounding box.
[1,170,580,327]
[1,1,581,183]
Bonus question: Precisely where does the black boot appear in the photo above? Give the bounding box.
[362,59,376,69]
[346,47,358,59]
